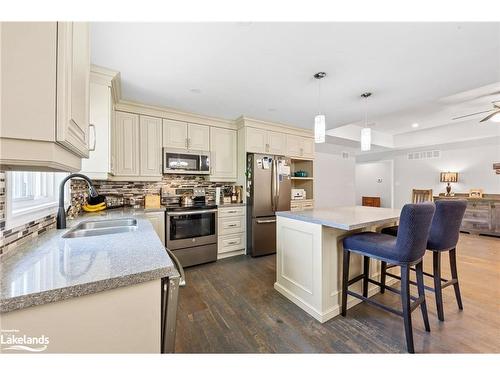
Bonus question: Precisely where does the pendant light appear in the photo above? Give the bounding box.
[360,92,372,151]
[313,72,326,143]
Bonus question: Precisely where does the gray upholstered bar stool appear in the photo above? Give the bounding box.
[381,200,467,321]
[341,203,436,353]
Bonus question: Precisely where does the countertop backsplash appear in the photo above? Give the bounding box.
[0,173,235,255]
[71,174,236,209]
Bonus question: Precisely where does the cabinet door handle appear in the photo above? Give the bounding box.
[89,124,96,151]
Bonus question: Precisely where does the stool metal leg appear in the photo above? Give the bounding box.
[449,248,463,310]
[400,265,415,353]
[341,249,350,317]
[433,251,445,321]
[415,260,431,332]
[363,256,370,298]
[380,261,387,294]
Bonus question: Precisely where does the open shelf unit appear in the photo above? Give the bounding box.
[290,158,314,201]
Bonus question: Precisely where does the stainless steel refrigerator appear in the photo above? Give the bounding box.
[246,153,291,256]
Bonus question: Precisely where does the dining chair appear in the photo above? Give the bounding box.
[412,189,433,203]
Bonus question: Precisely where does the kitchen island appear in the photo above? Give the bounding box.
[275,206,401,323]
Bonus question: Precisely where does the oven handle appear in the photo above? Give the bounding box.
[167,209,218,216]
[165,247,186,287]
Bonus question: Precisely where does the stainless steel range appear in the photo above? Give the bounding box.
[162,188,218,267]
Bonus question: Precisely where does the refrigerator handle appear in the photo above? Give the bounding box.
[276,159,280,202]
[271,158,276,211]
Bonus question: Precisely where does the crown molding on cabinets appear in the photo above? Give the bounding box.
[235,116,314,138]
[115,100,236,130]
[91,64,119,87]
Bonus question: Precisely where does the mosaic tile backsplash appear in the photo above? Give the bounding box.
[0,172,235,254]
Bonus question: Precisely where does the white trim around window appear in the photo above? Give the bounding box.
[5,171,70,231]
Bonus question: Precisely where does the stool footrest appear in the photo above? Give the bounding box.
[347,290,403,317]
[348,274,365,286]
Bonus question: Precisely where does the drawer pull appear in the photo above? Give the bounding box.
[227,241,239,245]
[227,210,238,213]
[228,224,238,227]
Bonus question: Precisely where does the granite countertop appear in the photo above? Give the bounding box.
[276,206,401,231]
[0,208,177,313]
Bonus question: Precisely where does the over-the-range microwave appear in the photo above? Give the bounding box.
[163,148,210,174]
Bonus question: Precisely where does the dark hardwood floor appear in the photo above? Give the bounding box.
[175,234,500,353]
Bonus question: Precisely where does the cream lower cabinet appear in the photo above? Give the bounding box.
[112,112,162,181]
[217,206,246,259]
[143,211,165,246]
[246,127,286,155]
[290,199,314,211]
[0,22,90,172]
[210,127,237,181]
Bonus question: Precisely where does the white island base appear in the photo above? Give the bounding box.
[275,207,401,323]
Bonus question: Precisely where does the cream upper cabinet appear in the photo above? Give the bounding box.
[187,124,210,151]
[301,137,315,158]
[162,120,209,151]
[113,112,140,176]
[162,119,188,149]
[210,127,237,181]
[139,116,163,177]
[56,22,90,158]
[246,127,286,155]
[0,22,90,172]
[267,131,286,155]
[246,127,268,153]
[286,134,315,159]
[79,73,112,179]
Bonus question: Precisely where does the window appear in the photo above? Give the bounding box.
[6,171,68,229]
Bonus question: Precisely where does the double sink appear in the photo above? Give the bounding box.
[62,218,138,238]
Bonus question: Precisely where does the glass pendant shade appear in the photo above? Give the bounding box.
[360,127,371,151]
[314,114,326,143]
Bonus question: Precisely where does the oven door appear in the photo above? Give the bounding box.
[166,209,217,250]
[163,149,210,174]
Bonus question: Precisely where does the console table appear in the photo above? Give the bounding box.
[434,194,500,237]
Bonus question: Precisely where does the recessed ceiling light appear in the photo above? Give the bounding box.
[190,88,202,94]
[411,123,419,128]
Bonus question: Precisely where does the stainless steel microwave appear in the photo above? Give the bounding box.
[163,148,210,174]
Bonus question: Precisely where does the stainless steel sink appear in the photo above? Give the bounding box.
[62,218,138,238]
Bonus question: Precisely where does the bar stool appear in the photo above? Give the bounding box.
[341,203,436,353]
[381,200,467,321]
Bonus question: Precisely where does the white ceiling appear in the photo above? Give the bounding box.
[91,22,500,133]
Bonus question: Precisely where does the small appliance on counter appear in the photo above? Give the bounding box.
[291,188,307,200]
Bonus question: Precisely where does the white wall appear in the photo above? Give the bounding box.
[356,137,500,208]
[355,161,393,207]
[314,143,356,208]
